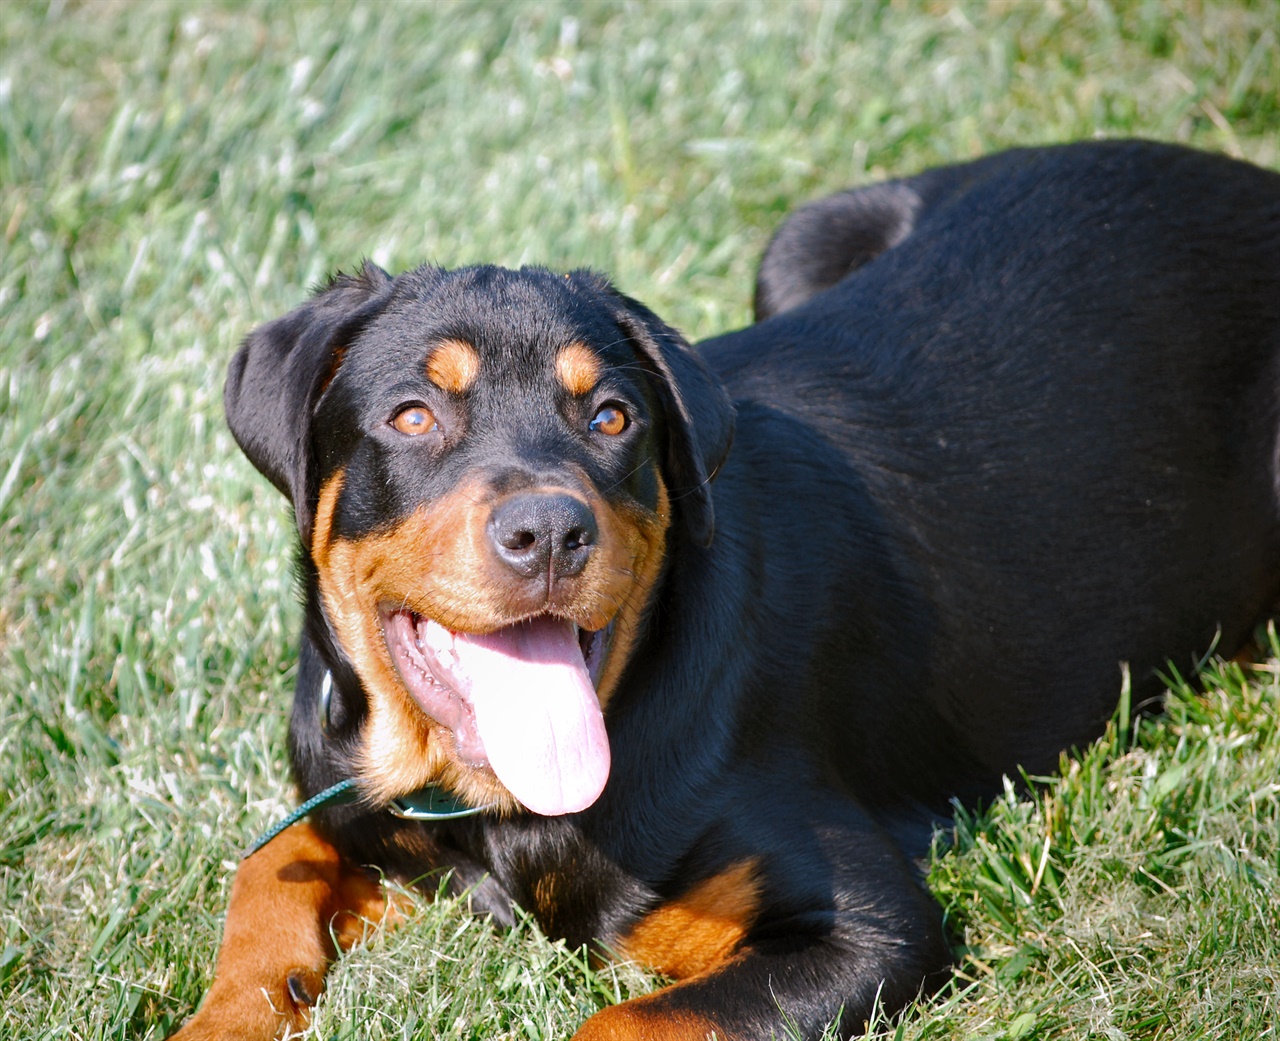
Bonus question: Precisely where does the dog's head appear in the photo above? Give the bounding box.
[225,263,734,816]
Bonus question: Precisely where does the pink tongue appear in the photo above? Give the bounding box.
[446,618,610,816]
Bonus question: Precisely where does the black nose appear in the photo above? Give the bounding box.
[488,493,597,579]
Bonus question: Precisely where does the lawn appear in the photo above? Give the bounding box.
[1,2,1278,1038]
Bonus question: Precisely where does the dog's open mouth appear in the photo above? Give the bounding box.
[379,607,612,816]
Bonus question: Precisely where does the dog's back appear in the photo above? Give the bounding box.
[707,140,1280,811]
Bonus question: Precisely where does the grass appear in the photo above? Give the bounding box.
[1,1,1278,1038]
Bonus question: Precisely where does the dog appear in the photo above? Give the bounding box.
[172,139,1280,1040]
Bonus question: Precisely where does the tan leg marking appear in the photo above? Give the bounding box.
[574,856,757,1041]
[168,823,397,1041]
[615,859,761,980]
[573,1001,731,1041]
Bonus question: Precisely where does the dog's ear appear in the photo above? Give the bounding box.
[574,273,735,547]
[225,262,394,540]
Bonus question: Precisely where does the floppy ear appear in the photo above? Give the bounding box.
[224,262,394,540]
[574,273,735,547]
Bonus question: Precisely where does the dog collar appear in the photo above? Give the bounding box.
[243,671,494,858]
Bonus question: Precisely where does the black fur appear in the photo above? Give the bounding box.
[226,140,1280,1038]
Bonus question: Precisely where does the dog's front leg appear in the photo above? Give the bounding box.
[573,928,946,1041]
[572,805,950,1041]
[170,821,393,1040]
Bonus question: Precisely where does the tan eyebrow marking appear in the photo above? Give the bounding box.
[556,341,604,396]
[426,338,481,394]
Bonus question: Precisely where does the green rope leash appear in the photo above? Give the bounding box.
[243,777,359,858]
[244,778,494,858]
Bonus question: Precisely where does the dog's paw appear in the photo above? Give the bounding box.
[168,968,319,1041]
[573,999,725,1041]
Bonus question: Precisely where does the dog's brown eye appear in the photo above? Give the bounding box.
[589,405,627,436]
[391,406,438,436]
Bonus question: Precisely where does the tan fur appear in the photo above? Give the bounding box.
[616,859,761,980]
[533,872,566,921]
[556,341,604,396]
[573,999,732,1041]
[426,337,481,394]
[592,475,669,708]
[169,823,396,1041]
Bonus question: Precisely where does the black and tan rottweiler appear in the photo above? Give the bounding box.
[173,140,1280,1040]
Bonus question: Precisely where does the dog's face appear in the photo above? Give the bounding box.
[225,264,734,817]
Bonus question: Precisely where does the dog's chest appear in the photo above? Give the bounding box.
[461,817,654,950]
